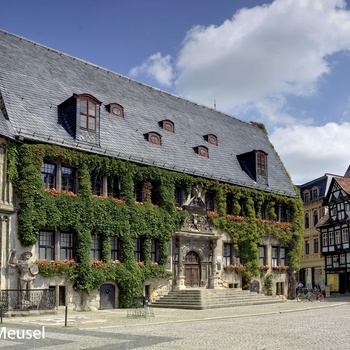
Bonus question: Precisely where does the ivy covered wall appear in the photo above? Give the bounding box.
[6,142,303,306]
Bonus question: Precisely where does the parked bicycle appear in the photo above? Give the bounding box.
[297,288,316,302]
[312,288,324,302]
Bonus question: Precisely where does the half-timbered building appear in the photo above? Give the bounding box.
[317,170,350,293]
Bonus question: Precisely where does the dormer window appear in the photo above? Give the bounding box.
[147,132,162,146]
[205,134,218,146]
[75,94,101,132]
[256,150,267,177]
[160,120,174,133]
[237,149,268,184]
[196,145,209,158]
[109,103,124,118]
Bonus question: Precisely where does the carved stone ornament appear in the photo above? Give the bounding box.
[184,213,211,232]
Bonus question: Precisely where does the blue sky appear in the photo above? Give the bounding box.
[2,0,350,185]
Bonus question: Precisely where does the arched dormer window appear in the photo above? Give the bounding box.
[146,132,162,146]
[196,145,209,158]
[74,94,102,132]
[205,134,218,146]
[161,120,174,133]
[108,103,124,118]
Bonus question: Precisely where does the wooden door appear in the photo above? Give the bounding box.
[100,283,115,309]
[185,251,200,287]
[185,265,200,287]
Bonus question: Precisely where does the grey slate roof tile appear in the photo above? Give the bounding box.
[0,29,297,197]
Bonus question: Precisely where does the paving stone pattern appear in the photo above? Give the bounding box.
[1,296,350,349]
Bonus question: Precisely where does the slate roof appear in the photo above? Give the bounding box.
[0,30,297,197]
[299,173,336,202]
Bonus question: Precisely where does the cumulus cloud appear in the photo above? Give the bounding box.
[270,122,350,184]
[129,0,350,184]
[129,52,174,87]
[175,0,350,124]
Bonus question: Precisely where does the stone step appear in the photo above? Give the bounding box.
[149,289,285,310]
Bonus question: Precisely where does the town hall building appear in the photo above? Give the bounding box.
[0,30,303,311]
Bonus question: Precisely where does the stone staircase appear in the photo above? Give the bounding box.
[149,288,285,310]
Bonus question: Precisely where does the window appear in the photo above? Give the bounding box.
[280,205,289,222]
[162,120,174,133]
[335,230,341,245]
[61,166,76,192]
[304,191,309,203]
[92,177,103,196]
[258,246,266,265]
[151,239,160,263]
[271,247,278,267]
[134,180,145,203]
[111,236,121,261]
[261,203,268,220]
[109,103,124,118]
[313,188,318,200]
[329,231,334,245]
[205,134,218,146]
[174,186,184,207]
[256,151,267,177]
[90,235,102,260]
[147,132,161,146]
[205,191,215,211]
[280,248,286,266]
[340,254,346,265]
[39,230,55,260]
[326,255,332,267]
[223,243,232,266]
[305,213,309,229]
[333,255,339,268]
[41,163,56,189]
[197,145,209,158]
[322,232,328,247]
[107,177,121,199]
[79,95,100,131]
[313,210,319,227]
[342,228,349,243]
[314,238,319,254]
[60,232,74,260]
[134,238,143,262]
[305,240,310,255]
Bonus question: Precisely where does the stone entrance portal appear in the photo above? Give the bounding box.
[185,251,200,287]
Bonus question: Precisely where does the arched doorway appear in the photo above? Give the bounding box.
[100,283,115,309]
[185,251,200,287]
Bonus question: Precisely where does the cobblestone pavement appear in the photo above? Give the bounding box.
[1,296,350,349]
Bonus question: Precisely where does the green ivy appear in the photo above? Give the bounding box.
[7,142,303,306]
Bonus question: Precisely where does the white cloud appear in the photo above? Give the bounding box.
[270,122,350,184]
[129,53,174,87]
[129,0,350,185]
[174,0,350,125]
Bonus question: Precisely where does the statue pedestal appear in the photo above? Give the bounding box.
[173,276,186,290]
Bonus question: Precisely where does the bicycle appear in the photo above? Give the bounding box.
[312,289,324,302]
[296,288,316,302]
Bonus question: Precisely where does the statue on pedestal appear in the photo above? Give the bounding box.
[8,250,39,291]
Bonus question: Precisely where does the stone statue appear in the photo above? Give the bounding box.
[8,250,39,291]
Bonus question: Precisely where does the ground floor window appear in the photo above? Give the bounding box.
[39,230,55,260]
